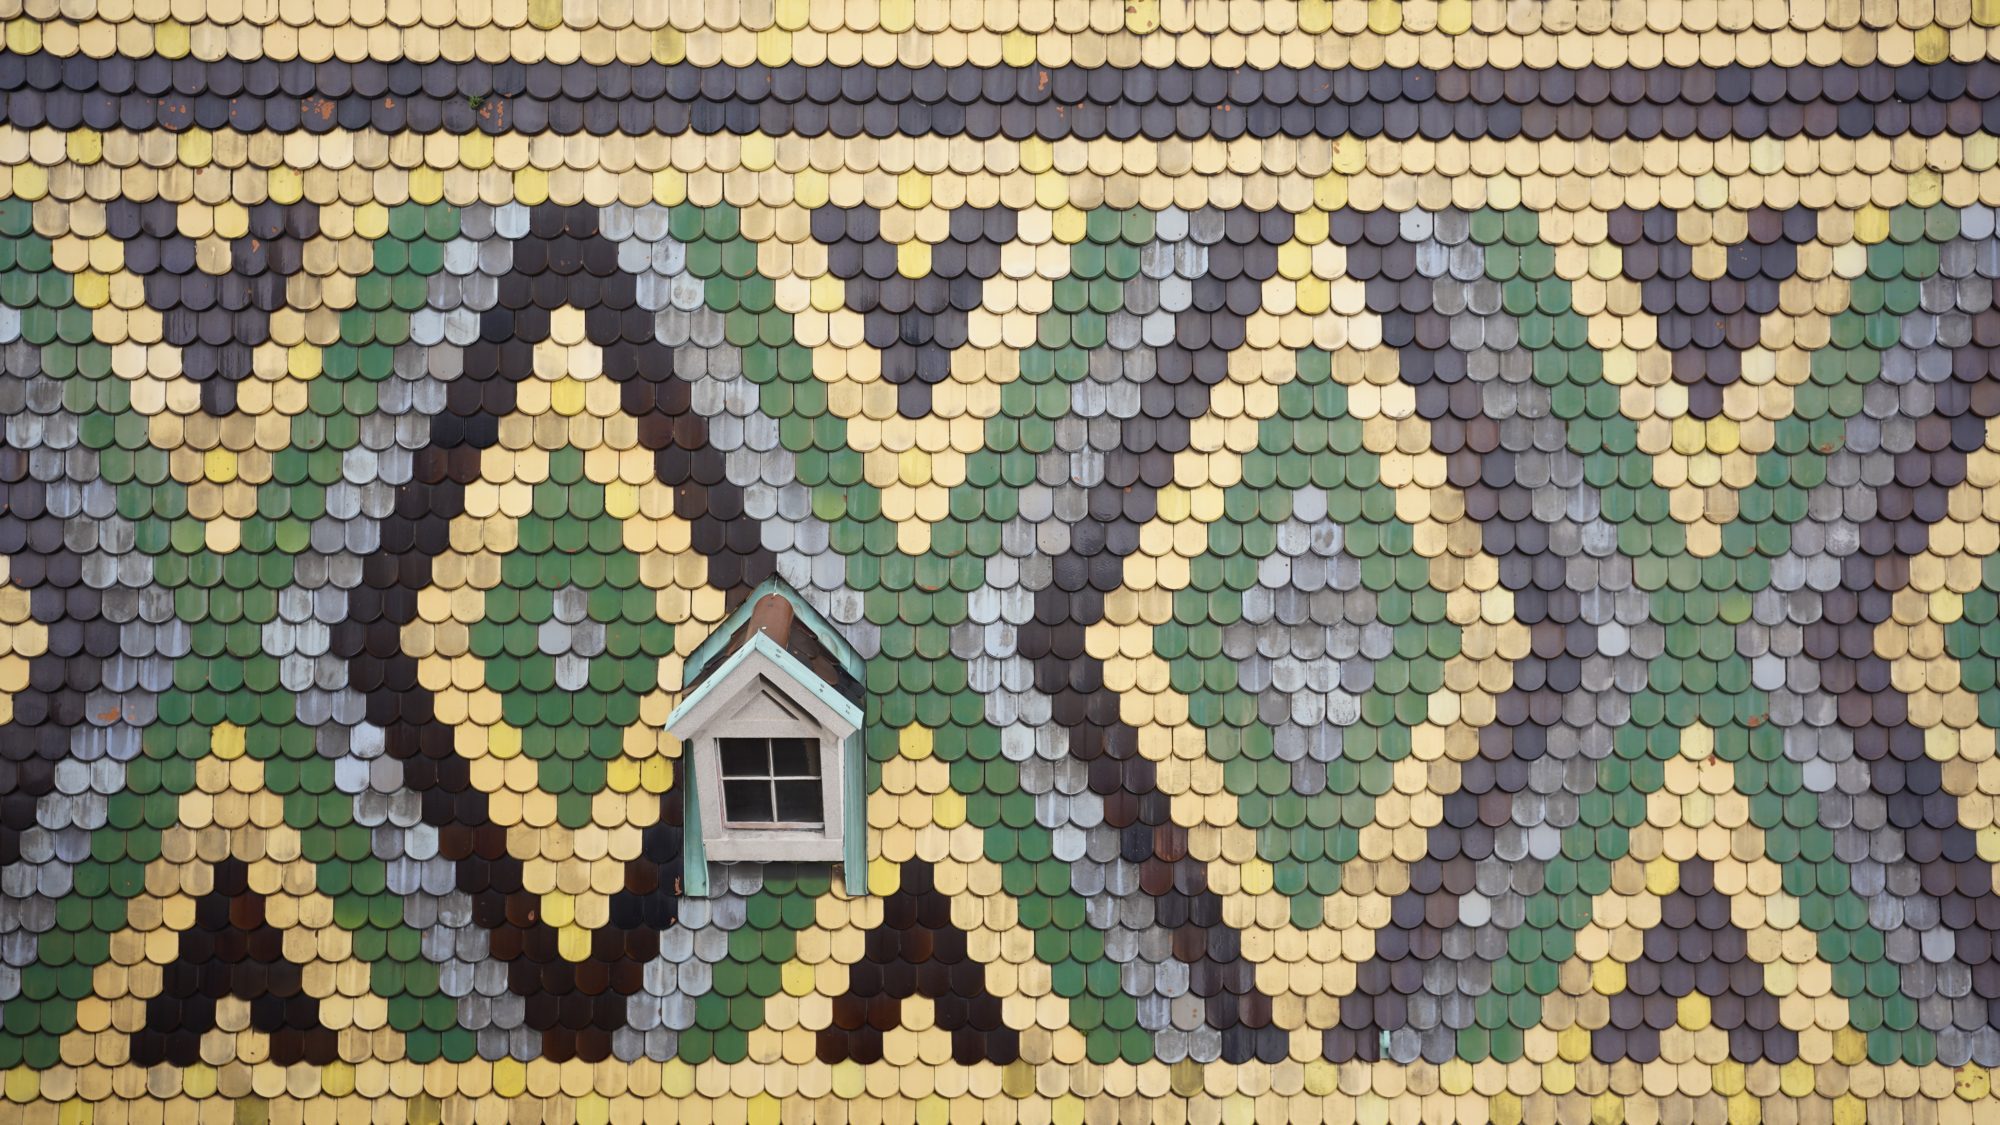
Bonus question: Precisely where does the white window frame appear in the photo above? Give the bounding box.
[714,736,829,831]
[690,680,845,862]
[668,643,859,870]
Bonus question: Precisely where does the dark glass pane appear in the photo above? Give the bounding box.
[770,738,820,778]
[722,779,774,823]
[774,780,824,824]
[719,738,769,778]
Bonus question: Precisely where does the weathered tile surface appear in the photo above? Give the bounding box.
[6,2,2000,1123]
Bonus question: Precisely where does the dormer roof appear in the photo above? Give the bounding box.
[666,578,865,736]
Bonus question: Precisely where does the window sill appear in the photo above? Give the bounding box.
[703,834,845,864]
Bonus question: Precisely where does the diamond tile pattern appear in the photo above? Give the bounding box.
[7,3,2000,1123]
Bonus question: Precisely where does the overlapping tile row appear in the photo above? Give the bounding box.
[7,55,2000,142]
[4,0,2000,70]
[2,15,2000,1122]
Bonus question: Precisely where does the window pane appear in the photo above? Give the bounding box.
[722,779,774,823]
[770,738,820,778]
[719,739,768,779]
[774,780,824,824]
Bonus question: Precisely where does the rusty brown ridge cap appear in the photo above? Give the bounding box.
[747,592,798,651]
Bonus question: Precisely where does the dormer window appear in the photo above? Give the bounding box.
[720,738,824,826]
[666,579,867,895]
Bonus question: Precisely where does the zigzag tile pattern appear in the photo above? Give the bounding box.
[8,2,2000,1123]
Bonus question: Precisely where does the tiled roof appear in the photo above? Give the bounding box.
[4,3,2000,1124]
